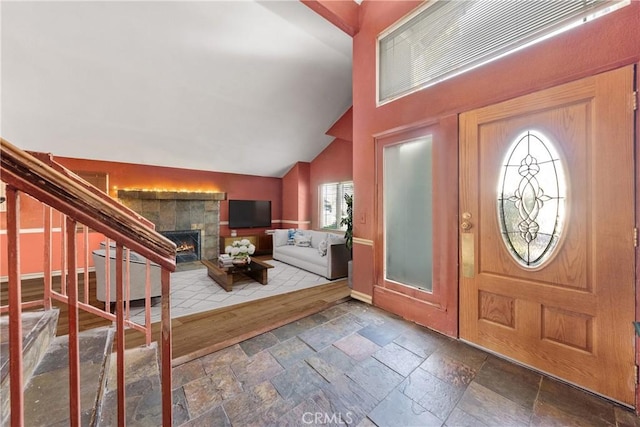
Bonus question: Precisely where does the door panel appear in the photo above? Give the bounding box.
[375,117,459,337]
[460,66,635,405]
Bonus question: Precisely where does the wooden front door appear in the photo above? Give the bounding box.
[459,66,636,405]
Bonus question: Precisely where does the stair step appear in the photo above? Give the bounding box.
[97,343,163,426]
[0,309,60,424]
[22,326,115,426]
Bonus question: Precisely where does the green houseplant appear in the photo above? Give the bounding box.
[340,193,353,253]
[340,193,353,288]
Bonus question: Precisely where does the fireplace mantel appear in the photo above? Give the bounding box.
[117,190,226,201]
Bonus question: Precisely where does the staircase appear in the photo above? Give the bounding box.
[1,138,175,425]
[0,310,163,426]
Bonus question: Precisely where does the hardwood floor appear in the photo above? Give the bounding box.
[1,269,351,366]
[126,280,351,365]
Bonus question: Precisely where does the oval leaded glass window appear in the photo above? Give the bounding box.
[497,130,566,268]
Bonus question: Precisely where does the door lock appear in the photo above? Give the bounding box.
[461,212,473,232]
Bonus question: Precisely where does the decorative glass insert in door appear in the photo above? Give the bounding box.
[497,130,567,268]
[384,137,433,291]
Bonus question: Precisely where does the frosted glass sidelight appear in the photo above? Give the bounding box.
[497,130,566,268]
[384,137,433,292]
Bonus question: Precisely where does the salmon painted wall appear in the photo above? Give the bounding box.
[1,155,282,278]
[281,162,311,230]
[54,156,282,238]
[310,138,353,229]
[351,1,640,304]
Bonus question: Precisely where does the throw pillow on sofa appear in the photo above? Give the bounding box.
[287,228,296,245]
[294,235,312,247]
[318,238,328,256]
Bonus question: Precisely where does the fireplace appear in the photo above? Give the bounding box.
[161,230,201,263]
[117,190,226,261]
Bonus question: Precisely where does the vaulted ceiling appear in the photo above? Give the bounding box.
[1,1,353,177]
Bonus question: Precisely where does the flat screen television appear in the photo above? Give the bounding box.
[228,199,272,228]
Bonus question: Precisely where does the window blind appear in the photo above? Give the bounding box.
[378,0,627,104]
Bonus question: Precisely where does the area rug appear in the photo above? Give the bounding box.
[129,260,333,324]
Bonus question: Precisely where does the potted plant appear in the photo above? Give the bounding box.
[340,193,353,287]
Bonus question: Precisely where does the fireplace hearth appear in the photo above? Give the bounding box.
[162,230,201,263]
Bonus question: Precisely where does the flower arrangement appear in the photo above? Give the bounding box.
[225,239,256,261]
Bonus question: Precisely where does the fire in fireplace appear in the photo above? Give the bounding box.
[161,230,201,263]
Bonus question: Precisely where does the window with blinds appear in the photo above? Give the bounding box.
[320,181,353,230]
[378,0,628,104]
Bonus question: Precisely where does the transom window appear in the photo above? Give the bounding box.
[320,181,353,230]
[378,0,628,104]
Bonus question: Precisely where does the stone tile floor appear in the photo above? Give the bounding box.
[171,300,640,426]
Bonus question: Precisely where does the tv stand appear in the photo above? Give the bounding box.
[219,233,272,256]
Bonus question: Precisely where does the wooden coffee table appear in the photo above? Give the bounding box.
[201,258,274,292]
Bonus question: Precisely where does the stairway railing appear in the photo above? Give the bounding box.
[0,138,176,426]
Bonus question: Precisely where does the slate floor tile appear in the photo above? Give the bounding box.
[616,407,640,427]
[222,381,281,426]
[271,313,329,341]
[456,382,531,427]
[231,349,284,388]
[535,377,616,426]
[199,344,248,374]
[394,326,452,358]
[346,357,405,401]
[334,333,380,361]
[299,314,364,351]
[444,407,489,427]
[356,417,378,427]
[269,336,316,368]
[421,352,477,387]
[399,367,464,421]
[438,340,489,371]
[343,300,393,325]
[373,341,424,377]
[172,388,190,426]
[368,388,442,427]
[306,345,357,383]
[177,404,231,427]
[318,304,350,320]
[270,361,328,405]
[357,319,407,347]
[474,355,542,410]
[239,331,280,357]
[182,366,242,418]
[319,376,379,425]
[172,358,205,388]
[167,300,635,427]
[181,375,223,418]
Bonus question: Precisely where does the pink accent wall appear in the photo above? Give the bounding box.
[310,138,353,229]
[350,1,640,309]
[54,156,282,238]
[281,162,311,230]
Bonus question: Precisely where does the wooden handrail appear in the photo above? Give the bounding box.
[0,138,176,271]
[28,151,156,230]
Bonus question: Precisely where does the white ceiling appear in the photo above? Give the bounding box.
[1,1,353,178]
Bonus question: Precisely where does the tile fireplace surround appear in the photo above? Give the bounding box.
[117,190,226,261]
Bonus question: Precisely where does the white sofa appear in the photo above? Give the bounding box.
[272,229,350,280]
[92,247,162,304]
